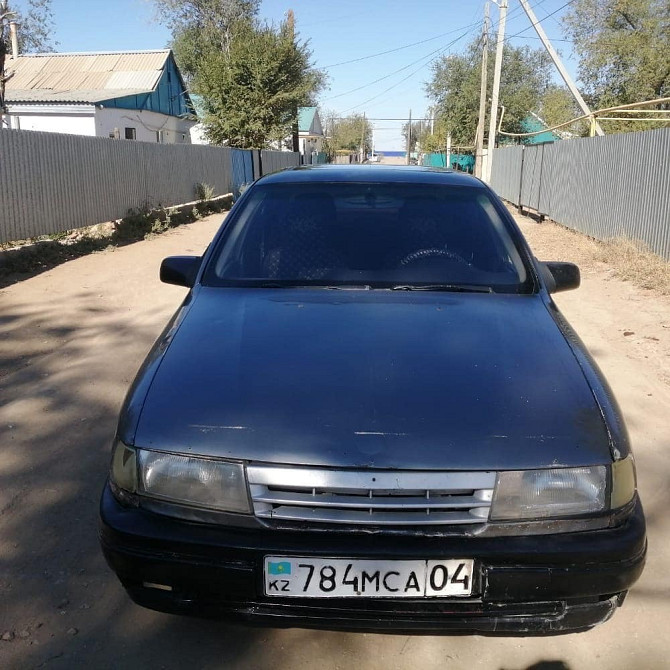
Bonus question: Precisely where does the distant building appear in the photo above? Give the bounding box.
[298,107,324,161]
[519,113,562,144]
[3,50,196,143]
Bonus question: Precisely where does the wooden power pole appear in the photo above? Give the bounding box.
[287,9,300,153]
[360,112,366,163]
[406,109,412,164]
[485,0,508,182]
[474,1,490,179]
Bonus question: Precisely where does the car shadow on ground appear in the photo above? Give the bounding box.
[501,663,571,670]
[0,291,263,668]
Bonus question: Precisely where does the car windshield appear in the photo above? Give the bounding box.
[204,181,532,293]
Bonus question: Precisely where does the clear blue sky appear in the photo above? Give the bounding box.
[36,0,580,150]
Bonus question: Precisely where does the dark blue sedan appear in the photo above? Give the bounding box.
[100,165,645,634]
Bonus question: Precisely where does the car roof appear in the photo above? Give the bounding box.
[257,164,486,188]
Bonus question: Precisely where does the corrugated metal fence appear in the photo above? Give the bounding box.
[490,128,670,259]
[260,149,301,175]
[0,129,300,244]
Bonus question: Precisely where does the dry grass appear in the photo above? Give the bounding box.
[594,237,670,295]
[511,207,670,296]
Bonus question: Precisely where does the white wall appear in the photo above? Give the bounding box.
[300,135,323,155]
[4,104,194,144]
[6,105,96,135]
[95,108,194,144]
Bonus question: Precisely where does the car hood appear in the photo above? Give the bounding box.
[133,287,611,470]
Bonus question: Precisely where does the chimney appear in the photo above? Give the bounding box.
[9,21,19,59]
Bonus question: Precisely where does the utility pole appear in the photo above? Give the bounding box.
[406,108,412,164]
[474,1,490,179]
[518,0,604,137]
[287,9,300,153]
[360,112,366,163]
[446,132,452,169]
[485,0,507,182]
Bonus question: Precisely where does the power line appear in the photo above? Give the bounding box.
[337,24,482,113]
[327,0,546,111]
[323,20,483,102]
[321,22,485,69]
[504,0,578,41]
[329,0,564,119]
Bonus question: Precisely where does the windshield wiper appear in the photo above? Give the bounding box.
[322,285,372,291]
[390,284,493,293]
[253,282,372,290]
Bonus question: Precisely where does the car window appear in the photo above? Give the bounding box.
[205,182,531,292]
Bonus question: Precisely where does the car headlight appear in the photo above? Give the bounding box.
[109,442,251,514]
[490,466,607,521]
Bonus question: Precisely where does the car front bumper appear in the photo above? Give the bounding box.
[99,483,646,635]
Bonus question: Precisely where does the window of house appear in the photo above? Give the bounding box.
[124,127,136,140]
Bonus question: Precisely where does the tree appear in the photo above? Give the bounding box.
[563,0,669,133]
[401,120,424,153]
[325,113,372,157]
[424,37,554,146]
[14,0,56,52]
[154,1,324,148]
[539,85,588,137]
[154,0,261,79]
[563,0,669,106]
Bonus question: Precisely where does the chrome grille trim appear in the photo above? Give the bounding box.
[247,466,496,526]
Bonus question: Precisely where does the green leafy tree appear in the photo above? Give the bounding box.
[424,38,553,146]
[154,0,261,78]
[326,113,372,156]
[564,0,669,105]
[563,0,669,133]
[155,1,324,148]
[539,85,588,137]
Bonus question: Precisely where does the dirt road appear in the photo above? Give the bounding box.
[1,210,669,669]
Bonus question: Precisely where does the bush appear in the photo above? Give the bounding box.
[195,182,216,201]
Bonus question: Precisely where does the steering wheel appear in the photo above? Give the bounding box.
[399,248,470,267]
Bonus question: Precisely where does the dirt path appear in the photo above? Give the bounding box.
[1,210,668,669]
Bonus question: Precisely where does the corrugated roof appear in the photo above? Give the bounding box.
[5,50,170,104]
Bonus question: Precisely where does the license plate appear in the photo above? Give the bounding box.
[263,557,474,598]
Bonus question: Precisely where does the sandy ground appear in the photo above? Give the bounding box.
[379,155,407,165]
[1,209,669,669]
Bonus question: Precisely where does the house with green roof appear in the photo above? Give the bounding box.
[297,106,325,161]
[519,113,561,144]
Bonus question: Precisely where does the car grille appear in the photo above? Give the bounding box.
[247,466,496,526]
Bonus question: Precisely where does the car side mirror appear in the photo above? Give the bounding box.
[540,261,581,293]
[160,256,202,288]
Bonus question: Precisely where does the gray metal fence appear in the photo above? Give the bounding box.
[0,129,301,244]
[260,149,300,175]
[490,128,670,259]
